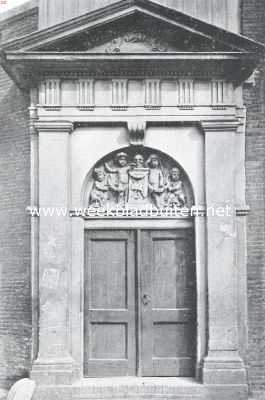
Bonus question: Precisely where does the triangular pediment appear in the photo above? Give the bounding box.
[35,16,234,53]
[2,0,263,54]
[28,13,234,53]
[1,0,264,88]
[76,28,178,54]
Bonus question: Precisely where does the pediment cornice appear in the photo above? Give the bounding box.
[0,0,264,88]
[0,51,260,89]
[1,0,264,53]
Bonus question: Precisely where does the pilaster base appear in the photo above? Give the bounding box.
[203,353,247,385]
[31,357,76,386]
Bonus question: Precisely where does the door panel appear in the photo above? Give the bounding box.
[84,230,136,377]
[84,228,196,378]
[140,229,196,377]
[90,239,127,309]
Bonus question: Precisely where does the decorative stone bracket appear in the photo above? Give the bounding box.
[127,119,146,146]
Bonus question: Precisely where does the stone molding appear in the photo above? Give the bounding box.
[203,352,247,385]
[31,357,76,385]
[201,119,239,132]
[37,67,253,79]
[33,121,74,134]
[236,205,250,216]
[66,206,249,219]
[2,53,261,89]
[32,119,244,136]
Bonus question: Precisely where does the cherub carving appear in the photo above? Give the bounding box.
[146,154,165,207]
[89,168,109,207]
[165,167,187,207]
[104,152,130,205]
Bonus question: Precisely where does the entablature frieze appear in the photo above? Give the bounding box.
[35,77,238,110]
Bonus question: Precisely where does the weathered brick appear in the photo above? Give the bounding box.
[242,0,265,395]
[0,6,37,388]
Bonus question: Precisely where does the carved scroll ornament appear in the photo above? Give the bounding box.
[105,31,168,53]
[88,150,190,209]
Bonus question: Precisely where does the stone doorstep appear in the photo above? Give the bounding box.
[74,397,201,400]
[74,377,204,398]
[33,378,204,399]
[33,380,251,400]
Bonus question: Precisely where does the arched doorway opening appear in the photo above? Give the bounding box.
[82,147,196,378]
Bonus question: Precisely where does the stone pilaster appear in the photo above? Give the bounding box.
[201,120,247,389]
[31,121,75,385]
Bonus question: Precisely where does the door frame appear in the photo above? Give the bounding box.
[70,216,207,380]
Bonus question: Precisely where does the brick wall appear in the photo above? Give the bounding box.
[1,9,37,42]
[0,5,38,43]
[242,0,265,395]
[0,8,37,390]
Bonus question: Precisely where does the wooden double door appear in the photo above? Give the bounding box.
[84,228,196,377]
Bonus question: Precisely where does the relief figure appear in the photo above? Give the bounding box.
[88,151,189,210]
[89,168,109,207]
[165,167,187,207]
[104,152,130,206]
[146,154,165,207]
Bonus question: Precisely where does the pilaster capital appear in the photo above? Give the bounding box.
[201,119,239,133]
[33,121,74,134]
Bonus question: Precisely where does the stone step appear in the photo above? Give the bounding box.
[33,381,249,400]
[73,378,204,400]
[76,397,202,400]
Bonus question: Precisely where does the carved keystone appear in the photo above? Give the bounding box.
[7,379,36,400]
[127,119,146,146]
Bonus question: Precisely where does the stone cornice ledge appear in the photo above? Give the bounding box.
[34,121,74,134]
[201,119,239,132]
[236,205,250,216]
[190,205,250,217]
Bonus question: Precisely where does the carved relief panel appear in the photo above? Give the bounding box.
[86,148,193,210]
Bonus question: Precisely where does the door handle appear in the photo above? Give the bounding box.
[142,294,151,306]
